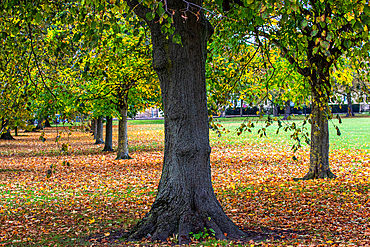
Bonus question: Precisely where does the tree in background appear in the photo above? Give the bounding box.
[215,0,370,179]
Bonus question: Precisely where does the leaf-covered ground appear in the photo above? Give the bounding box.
[0,120,370,246]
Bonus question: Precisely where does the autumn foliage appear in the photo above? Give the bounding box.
[0,122,370,246]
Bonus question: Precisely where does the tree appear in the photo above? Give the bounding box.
[95,116,104,144]
[103,116,114,152]
[119,0,246,243]
[216,0,370,179]
[83,23,158,159]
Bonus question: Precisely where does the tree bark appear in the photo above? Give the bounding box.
[116,103,131,160]
[44,118,51,127]
[36,118,44,130]
[103,116,114,152]
[273,103,279,117]
[125,1,245,244]
[282,101,291,120]
[303,88,336,179]
[346,91,355,117]
[95,116,104,144]
[240,100,243,117]
[92,118,97,139]
[0,120,15,140]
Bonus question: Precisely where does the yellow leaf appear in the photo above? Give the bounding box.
[89,218,95,224]
[104,232,110,236]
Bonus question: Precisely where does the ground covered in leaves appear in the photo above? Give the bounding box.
[1,119,370,246]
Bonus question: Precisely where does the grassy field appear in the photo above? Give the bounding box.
[0,116,369,246]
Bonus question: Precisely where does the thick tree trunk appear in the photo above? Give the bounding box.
[44,119,51,127]
[1,120,15,140]
[282,101,291,120]
[116,104,131,160]
[103,116,113,152]
[1,129,14,140]
[303,88,336,179]
[95,116,104,144]
[36,119,44,130]
[346,91,355,117]
[125,1,245,244]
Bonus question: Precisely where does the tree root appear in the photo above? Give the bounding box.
[297,169,337,181]
[123,204,246,244]
[0,133,15,140]
[102,147,114,152]
[115,153,132,160]
[94,139,104,145]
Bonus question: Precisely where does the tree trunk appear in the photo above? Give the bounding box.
[103,116,113,152]
[303,88,336,179]
[36,118,44,130]
[1,120,15,140]
[125,1,245,244]
[273,103,279,117]
[116,103,131,159]
[44,118,51,127]
[92,119,98,139]
[15,126,18,136]
[94,116,104,144]
[282,101,291,120]
[259,105,264,116]
[240,100,243,117]
[346,91,355,117]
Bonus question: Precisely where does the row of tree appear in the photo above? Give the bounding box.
[1,0,370,243]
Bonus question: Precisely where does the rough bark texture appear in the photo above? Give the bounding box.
[116,104,131,160]
[346,91,355,117]
[282,101,291,120]
[95,117,104,144]
[125,0,246,244]
[303,88,336,179]
[103,116,114,152]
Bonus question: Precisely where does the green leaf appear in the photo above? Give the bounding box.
[311,29,318,37]
[301,19,308,29]
[172,33,182,45]
[35,12,42,23]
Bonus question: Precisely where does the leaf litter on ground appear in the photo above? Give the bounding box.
[0,123,369,246]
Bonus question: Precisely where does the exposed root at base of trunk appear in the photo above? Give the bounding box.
[115,153,132,160]
[102,147,114,152]
[122,207,246,245]
[299,169,336,180]
[94,139,104,145]
[0,134,15,140]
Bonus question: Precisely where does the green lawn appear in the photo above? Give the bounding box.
[212,115,370,150]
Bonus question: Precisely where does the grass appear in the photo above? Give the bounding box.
[0,115,369,246]
[212,115,370,150]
